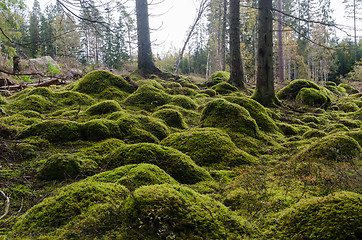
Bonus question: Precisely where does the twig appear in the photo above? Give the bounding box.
[0,190,10,220]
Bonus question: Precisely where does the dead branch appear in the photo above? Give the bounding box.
[0,190,10,220]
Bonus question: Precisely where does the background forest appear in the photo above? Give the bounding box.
[0,0,361,84]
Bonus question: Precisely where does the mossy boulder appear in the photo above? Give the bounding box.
[123,85,172,111]
[53,90,95,106]
[73,70,135,94]
[84,100,122,116]
[212,82,238,95]
[200,98,259,138]
[324,123,350,133]
[9,95,52,113]
[277,123,302,136]
[224,96,279,133]
[339,83,359,95]
[11,181,129,239]
[36,153,82,180]
[81,119,120,141]
[122,184,251,240]
[296,87,330,107]
[169,95,198,110]
[337,101,360,112]
[302,129,327,139]
[161,128,257,167]
[20,119,82,142]
[206,71,230,87]
[152,109,187,129]
[199,88,217,97]
[347,130,362,146]
[86,163,178,190]
[105,143,211,184]
[277,79,320,100]
[266,191,362,240]
[298,133,361,162]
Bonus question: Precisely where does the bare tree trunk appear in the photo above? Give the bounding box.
[277,0,285,82]
[174,0,208,74]
[252,0,279,106]
[353,0,358,61]
[136,0,159,73]
[221,0,227,71]
[229,0,244,88]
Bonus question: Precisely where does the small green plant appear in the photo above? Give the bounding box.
[47,61,60,74]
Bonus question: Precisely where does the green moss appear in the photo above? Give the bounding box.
[300,114,320,124]
[277,79,320,100]
[9,95,52,113]
[296,87,330,107]
[266,191,362,240]
[324,123,350,133]
[105,143,211,184]
[99,86,130,100]
[170,95,198,110]
[156,104,201,126]
[199,88,217,97]
[211,82,238,95]
[11,181,129,238]
[123,85,172,111]
[339,83,359,95]
[86,163,178,190]
[325,85,348,97]
[339,118,361,129]
[206,71,230,87]
[133,115,170,141]
[337,101,359,112]
[0,95,7,104]
[161,128,257,167]
[136,79,165,90]
[152,109,187,129]
[298,133,361,162]
[347,130,362,146]
[81,119,120,141]
[20,119,82,142]
[122,184,251,240]
[73,70,135,95]
[200,98,259,138]
[84,100,122,116]
[53,90,95,106]
[14,142,38,160]
[277,122,300,136]
[302,129,327,139]
[36,153,82,180]
[224,96,279,133]
[20,110,43,119]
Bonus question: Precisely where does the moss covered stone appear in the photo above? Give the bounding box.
[206,71,230,87]
[81,119,120,141]
[36,153,82,180]
[133,115,170,141]
[277,79,320,100]
[296,87,330,107]
[105,143,211,184]
[123,85,172,111]
[73,70,135,94]
[20,119,82,142]
[324,123,350,133]
[9,95,52,113]
[267,191,362,240]
[211,82,238,95]
[200,98,259,138]
[152,109,187,129]
[199,88,217,97]
[298,133,361,162]
[161,128,257,167]
[86,163,178,189]
[53,90,95,106]
[339,83,359,95]
[277,123,302,136]
[84,100,122,116]
[122,184,251,240]
[169,95,198,110]
[302,129,327,139]
[11,181,129,238]
[224,96,279,133]
[337,101,360,112]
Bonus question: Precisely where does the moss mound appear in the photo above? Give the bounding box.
[298,133,361,162]
[206,71,230,87]
[161,128,257,167]
[152,109,187,129]
[81,119,120,141]
[0,95,7,104]
[170,95,198,110]
[199,88,217,97]
[296,87,330,107]
[267,191,362,240]
[105,143,211,184]
[73,70,135,94]
[224,96,279,133]
[36,153,81,180]
[122,184,250,240]
[54,90,95,106]
[20,119,82,142]
[9,95,52,113]
[339,83,359,95]
[86,163,178,189]
[212,82,238,95]
[302,129,327,139]
[84,100,122,115]
[123,85,172,111]
[277,79,320,100]
[337,101,360,112]
[11,181,129,239]
[200,98,259,137]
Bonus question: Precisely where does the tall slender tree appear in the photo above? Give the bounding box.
[135,0,160,73]
[252,0,278,106]
[277,0,285,82]
[229,0,244,88]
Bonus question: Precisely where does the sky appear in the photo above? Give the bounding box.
[25,0,360,54]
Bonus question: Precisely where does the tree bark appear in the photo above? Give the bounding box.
[229,0,244,88]
[277,0,285,82]
[136,0,159,73]
[252,0,279,106]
